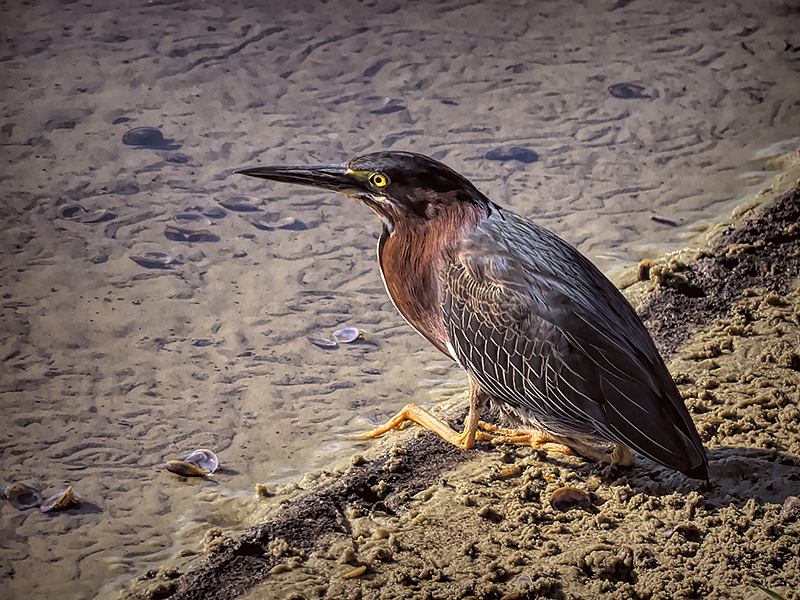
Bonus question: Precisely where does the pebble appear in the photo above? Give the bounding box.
[484,146,539,164]
[781,496,800,518]
[550,487,591,512]
[608,82,650,99]
[496,466,522,479]
[122,127,177,149]
[341,565,367,579]
[637,259,657,281]
[662,523,703,542]
[255,483,275,498]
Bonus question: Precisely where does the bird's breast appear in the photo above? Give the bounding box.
[377,227,454,359]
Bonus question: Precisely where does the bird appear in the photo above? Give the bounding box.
[237,151,709,480]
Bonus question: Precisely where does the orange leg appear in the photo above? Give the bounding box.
[353,376,489,449]
[477,421,633,466]
[352,378,633,467]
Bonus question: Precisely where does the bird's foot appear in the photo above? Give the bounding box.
[477,422,634,467]
[352,403,474,448]
[476,421,576,455]
[559,439,634,467]
[604,443,634,467]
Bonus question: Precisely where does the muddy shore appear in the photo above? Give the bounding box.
[3,2,800,598]
[123,155,800,600]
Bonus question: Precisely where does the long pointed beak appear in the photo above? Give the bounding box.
[235,163,362,194]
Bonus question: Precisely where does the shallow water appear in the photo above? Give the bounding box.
[1,0,799,598]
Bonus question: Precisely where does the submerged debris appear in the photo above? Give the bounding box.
[250,214,305,230]
[484,146,539,164]
[164,225,215,242]
[129,251,174,268]
[608,82,650,99]
[173,213,212,228]
[57,203,108,223]
[219,196,262,211]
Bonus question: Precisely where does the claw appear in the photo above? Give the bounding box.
[475,421,576,454]
[354,403,468,446]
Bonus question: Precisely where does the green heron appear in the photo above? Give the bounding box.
[237,151,709,480]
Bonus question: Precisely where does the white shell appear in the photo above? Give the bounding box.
[184,449,219,473]
[332,327,365,343]
[57,203,107,223]
[3,483,42,510]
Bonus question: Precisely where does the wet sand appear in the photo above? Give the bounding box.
[120,154,800,600]
[2,1,800,599]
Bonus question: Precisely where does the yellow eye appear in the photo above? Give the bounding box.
[369,172,389,188]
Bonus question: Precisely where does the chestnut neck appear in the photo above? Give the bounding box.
[377,200,488,358]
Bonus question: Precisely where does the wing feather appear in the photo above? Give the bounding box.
[442,210,707,476]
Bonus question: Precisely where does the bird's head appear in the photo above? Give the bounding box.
[236,151,496,232]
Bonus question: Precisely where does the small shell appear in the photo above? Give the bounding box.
[3,483,43,510]
[550,486,591,512]
[219,196,261,211]
[308,336,339,349]
[58,203,87,221]
[165,460,207,477]
[130,251,174,268]
[57,203,107,223]
[122,126,165,147]
[81,209,108,223]
[174,213,212,227]
[40,486,80,512]
[274,216,299,229]
[184,449,219,474]
[781,496,800,518]
[332,327,366,343]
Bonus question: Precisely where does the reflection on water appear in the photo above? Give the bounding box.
[1,0,798,598]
